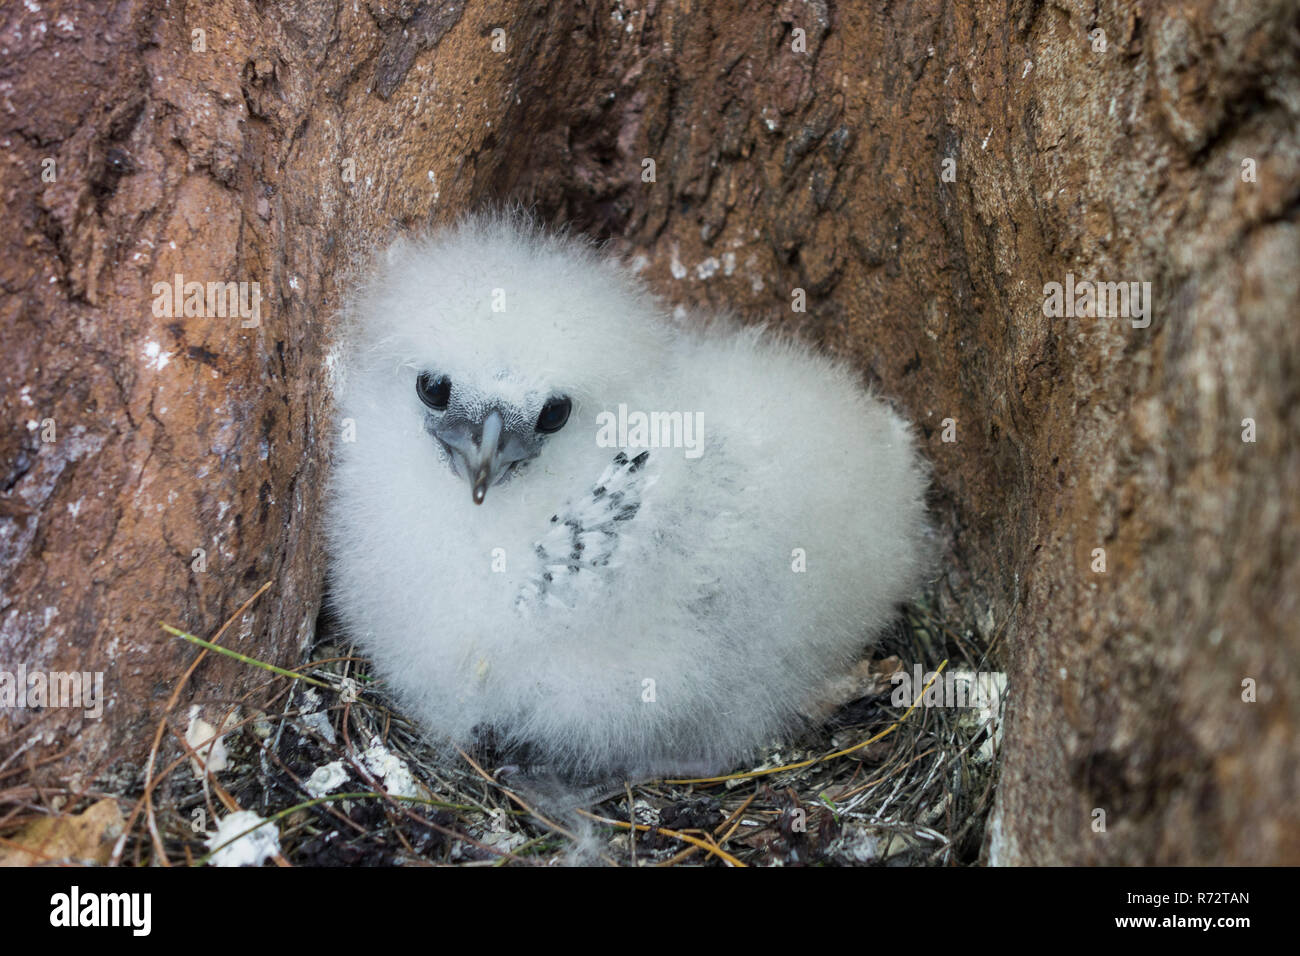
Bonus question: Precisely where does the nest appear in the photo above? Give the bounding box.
[0,585,1004,867]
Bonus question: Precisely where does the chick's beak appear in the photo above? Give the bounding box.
[471,465,491,504]
[467,409,504,505]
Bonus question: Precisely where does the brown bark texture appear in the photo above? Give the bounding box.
[1,0,1296,863]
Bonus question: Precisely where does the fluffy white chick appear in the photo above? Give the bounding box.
[326,212,930,780]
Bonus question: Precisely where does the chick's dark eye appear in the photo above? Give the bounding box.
[416,372,451,410]
[535,396,572,434]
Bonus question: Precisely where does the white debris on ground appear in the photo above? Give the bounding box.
[304,760,350,798]
[184,705,234,778]
[951,670,1008,762]
[630,799,659,827]
[477,828,528,853]
[295,689,337,745]
[827,825,928,864]
[358,738,420,799]
[206,811,280,867]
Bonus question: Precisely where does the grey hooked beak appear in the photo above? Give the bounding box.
[468,409,504,505]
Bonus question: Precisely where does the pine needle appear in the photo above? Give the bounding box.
[160,623,332,689]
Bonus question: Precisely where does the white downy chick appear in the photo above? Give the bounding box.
[326,212,931,779]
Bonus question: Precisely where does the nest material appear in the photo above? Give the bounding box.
[0,592,1003,867]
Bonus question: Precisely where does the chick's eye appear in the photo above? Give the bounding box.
[416,372,451,410]
[535,396,572,434]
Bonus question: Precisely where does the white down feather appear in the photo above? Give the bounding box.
[326,212,931,778]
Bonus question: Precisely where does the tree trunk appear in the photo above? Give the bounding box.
[2,0,1296,863]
